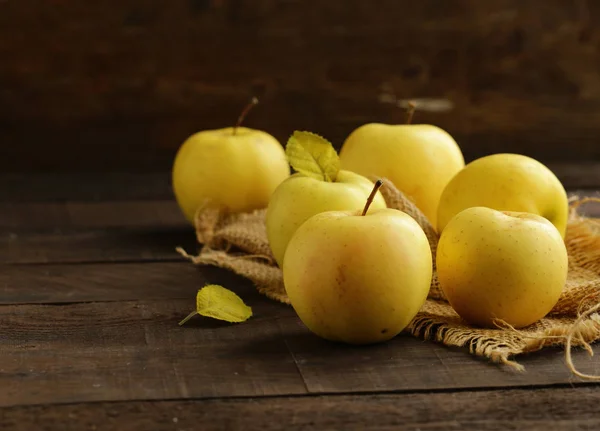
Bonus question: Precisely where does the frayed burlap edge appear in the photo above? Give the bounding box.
[177,179,600,375]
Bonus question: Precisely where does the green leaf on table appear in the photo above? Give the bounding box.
[285,131,340,182]
[179,284,253,325]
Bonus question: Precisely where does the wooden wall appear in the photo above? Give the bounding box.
[1,0,599,172]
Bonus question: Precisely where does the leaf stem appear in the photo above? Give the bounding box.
[233,97,259,135]
[406,101,416,124]
[362,179,384,216]
[178,311,199,326]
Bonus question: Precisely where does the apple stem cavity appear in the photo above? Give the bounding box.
[405,101,416,124]
[233,97,259,135]
[362,179,384,216]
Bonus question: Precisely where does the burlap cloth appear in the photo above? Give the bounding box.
[178,179,600,374]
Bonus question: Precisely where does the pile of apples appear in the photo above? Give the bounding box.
[172,100,569,344]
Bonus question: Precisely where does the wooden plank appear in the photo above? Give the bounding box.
[0,201,186,231]
[2,386,600,431]
[0,262,246,304]
[0,190,595,234]
[277,317,600,394]
[0,299,302,407]
[0,188,597,265]
[0,168,597,203]
[0,173,172,202]
[548,164,600,190]
[2,1,600,172]
[0,165,596,205]
[1,297,600,407]
[65,201,186,229]
[0,228,196,264]
[0,200,191,265]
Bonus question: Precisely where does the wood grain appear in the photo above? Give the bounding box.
[0,201,186,231]
[0,188,597,265]
[0,299,301,407]
[0,262,245,304]
[0,197,193,264]
[1,297,599,408]
[0,175,597,421]
[2,386,600,431]
[0,173,173,202]
[277,317,600,394]
[0,168,597,204]
[547,164,600,190]
[2,0,600,171]
[0,228,195,264]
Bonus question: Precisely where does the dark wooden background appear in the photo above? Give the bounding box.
[2,0,600,172]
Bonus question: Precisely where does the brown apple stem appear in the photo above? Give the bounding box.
[362,179,384,216]
[405,101,416,124]
[233,97,259,135]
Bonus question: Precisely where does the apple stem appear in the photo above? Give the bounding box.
[233,97,259,135]
[362,179,384,216]
[406,101,416,124]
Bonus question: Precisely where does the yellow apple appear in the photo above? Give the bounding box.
[283,182,433,344]
[172,99,290,223]
[437,153,569,237]
[339,123,464,227]
[266,170,386,268]
[436,206,568,328]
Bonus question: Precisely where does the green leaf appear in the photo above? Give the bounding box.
[179,284,253,325]
[285,131,340,182]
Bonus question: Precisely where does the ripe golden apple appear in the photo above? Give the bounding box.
[266,170,386,268]
[172,100,290,223]
[283,182,432,344]
[436,207,568,328]
[339,123,464,227]
[437,153,569,237]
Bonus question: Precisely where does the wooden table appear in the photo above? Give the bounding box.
[1,173,600,431]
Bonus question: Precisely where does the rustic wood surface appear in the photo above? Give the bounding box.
[3,0,600,171]
[3,386,600,431]
[0,174,598,430]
